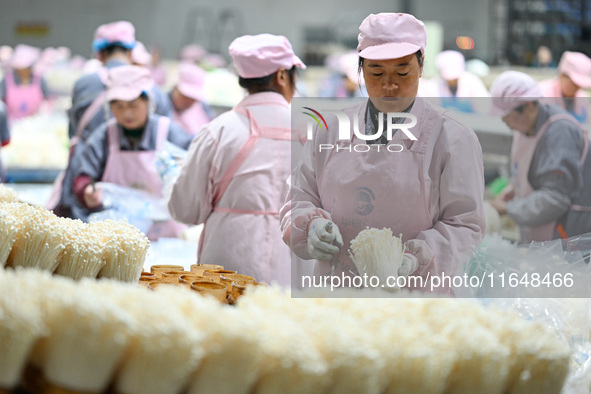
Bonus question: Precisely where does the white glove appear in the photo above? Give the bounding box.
[307,218,344,260]
[398,253,419,277]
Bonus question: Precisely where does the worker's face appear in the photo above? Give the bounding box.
[171,87,197,112]
[111,97,149,130]
[559,74,579,97]
[501,103,537,134]
[362,53,423,113]
[446,78,459,90]
[15,67,32,81]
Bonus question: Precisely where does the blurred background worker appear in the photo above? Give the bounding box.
[0,44,51,123]
[533,45,557,69]
[539,51,591,123]
[317,50,366,97]
[48,20,139,218]
[164,62,213,135]
[420,50,490,113]
[69,23,171,141]
[168,34,306,285]
[68,21,137,141]
[131,41,167,87]
[72,65,192,239]
[50,21,174,218]
[489,71,591,243]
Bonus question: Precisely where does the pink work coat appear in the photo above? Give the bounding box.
[4,71,44,120]
[280,98,485,290]
[511,113,588,243]
[173,102,210,135]
[103,116,186,241]
[168,92,295,285]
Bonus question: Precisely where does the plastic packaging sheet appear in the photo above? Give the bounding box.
[88,182,170,234]
[479,297,591,394]
[457,234,591,298]
[458,234,591,393]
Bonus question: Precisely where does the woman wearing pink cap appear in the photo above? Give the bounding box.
[168,34,305,285]
[50,21,172,219]
[539,51,591,123]
[489,71,591,243]
[71,65,192,240]
[163,62,213,135]
[0,44,51,122]
[280,13,486,293]
[422,50,489,113]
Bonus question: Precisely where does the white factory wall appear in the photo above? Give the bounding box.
[0,0,494,61]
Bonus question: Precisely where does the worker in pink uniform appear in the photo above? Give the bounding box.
[168,34,306,285]
[428,50,490,113]
[72,65,192,240]
[50,21,171,219]
[539,51,591,124]
[489,71,591,243]
[0,44,50,123]
[164,63,213,135]
[280,13,485,292]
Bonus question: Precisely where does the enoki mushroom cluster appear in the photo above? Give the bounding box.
[0,268,572,394]
[0,202,149,283]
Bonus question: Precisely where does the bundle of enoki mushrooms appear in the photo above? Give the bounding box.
[349,227,405,286]
[94,219,150,283]
[0,268,573,394]
[0,184,19,203]
[0,202,149,282]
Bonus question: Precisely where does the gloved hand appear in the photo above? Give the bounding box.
[398,253,419,277]
[307,218,344,260]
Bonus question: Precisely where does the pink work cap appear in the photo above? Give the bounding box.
[490,70,542,117]
[558,51,591,89]
[92,21,136,53]
[177,62,206,101]
[229,34,306,79]
[106,65,154,102]
[436,50,465,80]
[357,13,426,60]
[10,44,41,69]
[132,41,152,66]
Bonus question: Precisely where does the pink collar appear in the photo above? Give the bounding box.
[234,91,289,111]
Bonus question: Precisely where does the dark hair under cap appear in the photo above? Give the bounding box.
[238,66,297,94]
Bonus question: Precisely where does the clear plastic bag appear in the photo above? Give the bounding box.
[457,233,591,298]
[155,141,186,201]
[463,234,591,393]
[88,182,170,234]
